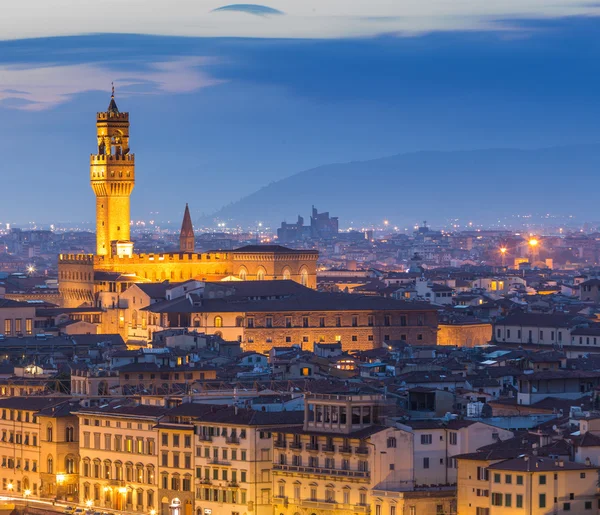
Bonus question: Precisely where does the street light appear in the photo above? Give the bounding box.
[500,247,507,267]
[7,483,13,492]
[24,489,31,509]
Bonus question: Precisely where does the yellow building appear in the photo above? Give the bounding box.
[73,403,165,513]
[0,398,79,502]
[457,453,599,515]
[58,92,318,309]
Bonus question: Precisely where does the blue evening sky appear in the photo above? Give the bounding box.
[0,5,599,226]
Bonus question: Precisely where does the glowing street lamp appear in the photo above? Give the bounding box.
[7,483,13,492]
[500,247,508,267]
[86,500,93,509]
[24,489,31,508]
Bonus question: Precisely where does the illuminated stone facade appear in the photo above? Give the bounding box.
[58,95,318,308]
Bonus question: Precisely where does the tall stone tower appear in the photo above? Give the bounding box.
[179,203,195,252]
[90,88,135,256]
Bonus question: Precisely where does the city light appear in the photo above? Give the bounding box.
[56,474,65,484]
[500,247,507,254]
[85,500,93,508]
[529,238,538,247]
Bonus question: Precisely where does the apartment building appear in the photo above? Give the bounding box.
[271,393,455,515]
[73,403,168,513]
[457,454,599,515]
[0,397,79,502]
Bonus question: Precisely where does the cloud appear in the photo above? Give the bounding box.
[212,4,284,16]
[0,0,598,40]
[0,57,222,110]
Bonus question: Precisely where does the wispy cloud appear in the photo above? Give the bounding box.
[0,0,598,40]
[0,57,221,110]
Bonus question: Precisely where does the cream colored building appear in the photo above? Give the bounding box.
[73,403,167,513]
[272,394,456,515]
[457,454,599,515]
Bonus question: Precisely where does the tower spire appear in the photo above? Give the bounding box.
[107,82,119,114]
[180,203,195,252]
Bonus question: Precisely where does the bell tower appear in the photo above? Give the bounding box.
[90,87,135,256]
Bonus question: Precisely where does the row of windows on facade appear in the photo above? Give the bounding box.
[246,333,423,345]
[60,271,92,281]
[477,468,589,485]
[82,418,153,429]
[497,328,563,341]
[0,424,75,444]
[489,492,593,511]
[82,432,154,453]
[277,482,368,505]
[2,318,33,336]
[0,457,38,472]
[278,454,370,471]
[82,483,154,508]
[420,432,459,445]
[81,460,154,484]
[237,314,424,329]
[197,487,250,504]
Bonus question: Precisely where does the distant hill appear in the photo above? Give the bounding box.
[207,145,600,227]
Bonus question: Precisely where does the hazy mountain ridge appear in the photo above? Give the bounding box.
[207,145,600,227]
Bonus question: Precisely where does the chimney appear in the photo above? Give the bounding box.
[559,461,564,468]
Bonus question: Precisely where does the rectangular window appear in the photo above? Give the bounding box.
[491,493,502,506]
[564,503,571,511]
[505,474,512,484]
[4,320,11,336]
[516,475,523,485]
[539,475,546,485]
[539,494,546,508]
[303,317,309,328]
[319,317,325,327]
[25,319,32,335]
[266,317,273,328]
[15,319,21,334]
[516,495,523,508]
[449,432,457,445]
[420,434,432,445]
[423,457,429,469]
[505,494,512,507]
[493,474,501,484]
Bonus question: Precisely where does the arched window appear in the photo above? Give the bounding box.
[65,456,76,474]
[214,316,223,328]
[193,317,201,328]
[300,268,309,287]
[136,463,144,483]
[239,268,247,280]
[325,484,335,503]
[283,268,291,280]
[65,426,75,442]
[278,480,286,498]
[46,424,53,442]
[47,455,53,474]
[115,461,123,481]
[257,268,265,281]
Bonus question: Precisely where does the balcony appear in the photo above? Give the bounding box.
[323,445,335,453]
[198,434,213,442]
[306,443,319,452]
[289,442,303,450]
[225,436,240,445]
[273,463,369,480]
[274,440,287,449]
[339,445,353,455]
[355,447,369,455]
[227,481,239,488]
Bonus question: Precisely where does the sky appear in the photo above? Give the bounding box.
[1,2,600,226]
